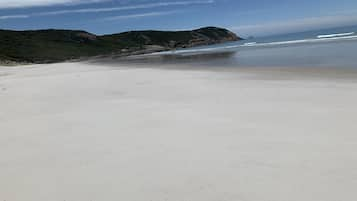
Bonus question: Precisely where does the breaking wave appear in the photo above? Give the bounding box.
[151,32,357,56]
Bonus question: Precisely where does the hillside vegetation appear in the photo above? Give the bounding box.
[0,27,241,63]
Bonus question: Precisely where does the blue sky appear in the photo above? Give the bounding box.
[0,0,357,37]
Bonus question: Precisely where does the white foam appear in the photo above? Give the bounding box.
[317,32,355,39]
[248,35,357,47]
[242,42,257,46]
[150,34,357,55]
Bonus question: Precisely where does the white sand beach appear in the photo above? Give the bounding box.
[1,62,357,201]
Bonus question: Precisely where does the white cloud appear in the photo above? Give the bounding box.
[0,15,29,20]
[0,0,107,9]
[0,0,214,20]
[231,14,357,37]
[36,0,214,16]
[102,10,178,21]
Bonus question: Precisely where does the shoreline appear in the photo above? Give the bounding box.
[4,60,357,81]
[0,60,33,66]
[87,59,357,81]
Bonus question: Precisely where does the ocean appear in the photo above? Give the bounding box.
[115,25,357,69]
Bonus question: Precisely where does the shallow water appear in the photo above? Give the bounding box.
[106,25,357,69]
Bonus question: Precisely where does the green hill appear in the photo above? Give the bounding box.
[0,27,241,64]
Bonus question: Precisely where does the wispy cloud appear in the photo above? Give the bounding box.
[37,0,214,16]
[0,0,108,9]
[102,10,179,21]
[231,14,357,37]
[0,15,29,20]
[0,0,214,20]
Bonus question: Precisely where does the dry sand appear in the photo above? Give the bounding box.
[0,62,357,201]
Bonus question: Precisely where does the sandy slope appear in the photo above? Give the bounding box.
[0,62,357,201]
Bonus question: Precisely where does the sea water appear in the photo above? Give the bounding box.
[118,25,357,69]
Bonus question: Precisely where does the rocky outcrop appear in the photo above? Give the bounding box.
[184,27,241,47]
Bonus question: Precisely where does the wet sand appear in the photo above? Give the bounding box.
[1,62,357,201]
